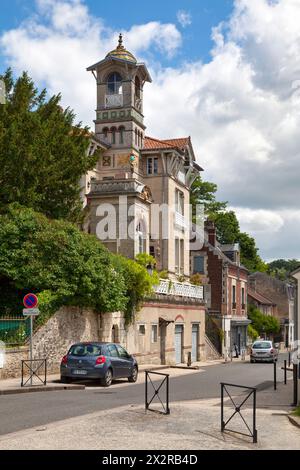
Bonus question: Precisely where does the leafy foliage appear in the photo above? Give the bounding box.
[191,177,267,272]
[247,324,259,341]
[267,259,300,280]
[0,205,156,327]
[0,69,98,221]
[248,304,280,336]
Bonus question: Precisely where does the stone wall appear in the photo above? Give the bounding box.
[0,347,29,379]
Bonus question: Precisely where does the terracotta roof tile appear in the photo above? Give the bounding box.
[248,288,276,306]
[143,136,189,151]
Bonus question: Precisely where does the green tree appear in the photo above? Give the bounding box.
[267,259,300,280]
[213,211,240,244]
[0,69,98,221]
[190,176,227,219]
[0,204,157,326]
[248,305,280,336]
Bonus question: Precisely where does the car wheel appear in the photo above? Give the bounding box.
[101,369,113,387]
[61,376,72,384]
[128,366,138,383]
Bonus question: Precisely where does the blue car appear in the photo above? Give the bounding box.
[60,342,138,387]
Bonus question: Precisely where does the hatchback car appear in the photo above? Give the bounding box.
[250,340,278,363]
[60,342,138,387]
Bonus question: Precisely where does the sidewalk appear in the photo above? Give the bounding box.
[0,360,222,395]
[0,382,298,450]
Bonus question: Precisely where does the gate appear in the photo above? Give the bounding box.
[145,371,170,415]
[21,359,47,387]
[221,382,257,443]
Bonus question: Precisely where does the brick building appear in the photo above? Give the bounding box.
[191,221,249,356]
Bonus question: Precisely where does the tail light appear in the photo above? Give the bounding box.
[270,349,274,354]
[61,355,68,365]
[95,356,106,365]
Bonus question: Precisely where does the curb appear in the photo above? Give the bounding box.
[170,365,200,370]
[0,384,85,395]
[287,414,300,429]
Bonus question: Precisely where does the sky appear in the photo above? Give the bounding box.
[0,0,300,261]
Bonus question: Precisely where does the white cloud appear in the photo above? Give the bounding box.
[1,0,300,259]
[177,10,192,28]
[0,0,182,124]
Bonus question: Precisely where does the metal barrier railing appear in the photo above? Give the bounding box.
[21,359,47,387]
[221,382,257,443]
[145,371,170,415]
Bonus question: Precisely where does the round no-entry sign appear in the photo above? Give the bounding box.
[23,293,38,309]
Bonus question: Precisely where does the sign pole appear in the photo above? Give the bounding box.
[30,316,33,386]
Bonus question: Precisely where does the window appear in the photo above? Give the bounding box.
[107,72,122,95]
[119,126,125,144]
[139,324,146,335]
[115,344,129,358]
[135,76,141,99]
[175,189,184,215]
[135,128,138,145]
[147,157,158,175]
[149,246,155,257]
[106,344,118,357]
[151,325,158,343]
[103,127,109,140]
[241,287,245,306]
[68,344,102,357]
[194,256,204,274]
[136,221,146,254]
[175,238,184,274]
[110,127,116,144]
[232,285,236,306]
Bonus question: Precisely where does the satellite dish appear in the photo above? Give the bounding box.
[0,80,6,104]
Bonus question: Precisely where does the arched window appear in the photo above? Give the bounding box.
[110,127,117,144]
[135,76,141,99]
[107,72,122,95]
[103,127,109,140]
[119,126,125,144]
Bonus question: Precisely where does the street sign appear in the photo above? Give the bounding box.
[23,293,38,309]
[0,80,5,105]
[23,308,40,316]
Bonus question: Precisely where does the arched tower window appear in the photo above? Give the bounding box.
[107,72,122,95]
[110,127,117,144]
[135,76,141,99]
[119,126,125,144]
[103,127,109,140]
[136,220,147,254]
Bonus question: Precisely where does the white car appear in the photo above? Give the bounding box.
[250,340,278,363]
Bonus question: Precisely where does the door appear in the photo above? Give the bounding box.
[192,324,199,362]
[160,324,166,365]
[175,325,183,364]
[106,344,122,377]
[115,344,133,377]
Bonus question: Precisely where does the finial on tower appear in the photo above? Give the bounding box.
[118,33,123,49]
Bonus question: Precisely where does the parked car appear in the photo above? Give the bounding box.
[250,340,278,363]
[60,342,138,387]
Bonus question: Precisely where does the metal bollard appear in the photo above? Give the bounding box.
[293,364,298,406]
[284,360,287,385]
[274,360,277,391]
[187,352,192,367]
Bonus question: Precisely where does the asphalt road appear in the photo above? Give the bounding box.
[0,355,288,436]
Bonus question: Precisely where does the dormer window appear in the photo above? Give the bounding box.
[107,72,122,95]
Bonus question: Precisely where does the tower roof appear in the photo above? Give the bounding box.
[105,34,137,64]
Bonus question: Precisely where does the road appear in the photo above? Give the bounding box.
[0,355,289,436]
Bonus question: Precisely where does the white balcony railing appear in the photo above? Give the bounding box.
[105,94,123,108]
[155,279,204,301]
[174,211,187,229]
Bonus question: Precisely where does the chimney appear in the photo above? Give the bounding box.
[205,219,217,247]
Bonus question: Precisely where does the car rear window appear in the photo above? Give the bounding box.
[68,344,102,356]
[253,342,271,349]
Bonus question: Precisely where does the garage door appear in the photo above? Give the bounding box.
[192,324,199,362]
[175,325,183,364]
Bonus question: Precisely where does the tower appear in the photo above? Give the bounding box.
[87,34,152,177]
